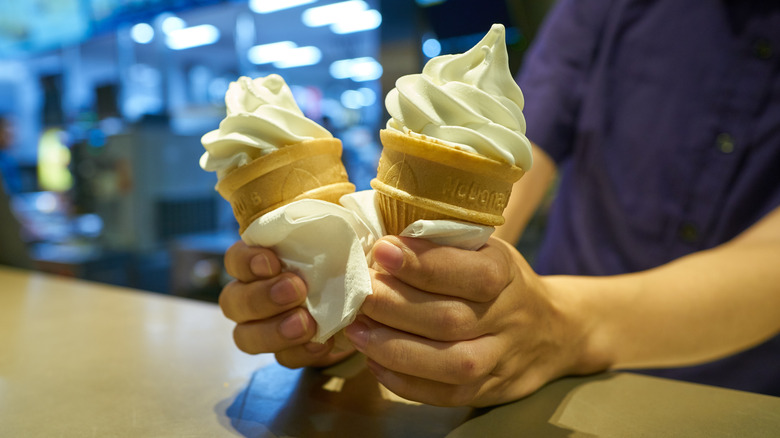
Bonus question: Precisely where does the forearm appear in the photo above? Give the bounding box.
[494,143,557,244]
[547,210,780,371]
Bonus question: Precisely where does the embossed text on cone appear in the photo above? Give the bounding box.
[371,130,524,235]
[216,138,355,234]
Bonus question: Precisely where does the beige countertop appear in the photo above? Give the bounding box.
[1,267,778,437]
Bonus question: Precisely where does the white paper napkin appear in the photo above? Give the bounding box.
[400,219,494,251]
[241,190,493,343]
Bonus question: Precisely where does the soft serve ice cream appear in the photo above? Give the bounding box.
[372,23,531,235]
[384,23,532,171]
[201,74,354,234]
[200,74,370,344]
[200,74,335,180]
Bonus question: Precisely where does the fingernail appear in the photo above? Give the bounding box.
[344,319,369,351]
[250,253,273,277]
[269,278,302,306]
[279,311,307,340]
[373,240,403,272]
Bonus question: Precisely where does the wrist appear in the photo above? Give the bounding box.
[542,275,615,376]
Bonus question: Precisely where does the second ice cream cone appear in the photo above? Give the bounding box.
[371,129,524,235]
[217,138,355,233]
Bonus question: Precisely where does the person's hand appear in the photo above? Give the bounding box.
[220,240,355,368]
[344,236,604,407]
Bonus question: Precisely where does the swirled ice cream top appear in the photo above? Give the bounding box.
[200,74,333,179]
[385,24,533,170]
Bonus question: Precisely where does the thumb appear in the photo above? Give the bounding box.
[371,236,513,303]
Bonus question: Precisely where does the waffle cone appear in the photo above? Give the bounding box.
[216,138,355,234]
[370,129,524,235]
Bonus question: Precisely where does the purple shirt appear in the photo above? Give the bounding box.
[518,0,780,395]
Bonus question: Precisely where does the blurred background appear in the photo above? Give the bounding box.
[0,0,555,302]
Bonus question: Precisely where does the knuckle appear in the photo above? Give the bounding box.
[475,262,509,301]
[364,271,394,317]
[224,241,248,278]
[449,344,490,382]
[438,300,479,341]
[233,325,263,355]
[454,356,483,382]
[220,278,275,323]
[219,280,242,320]
[233,317,297,356]
[240,285,262,318]
[438,302,475,337]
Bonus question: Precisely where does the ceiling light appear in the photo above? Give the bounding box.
[422,38,441,57]
[331,9,381,34]
[250,0,317,13]
[329,57,382,82]
[161,16,186,34]
[302,1,367,27]
[248,42,322,68]
[273,46,322,68]
[248,41,297,64]
[347,59,383,81]
[131,23,154,44]
[166,25,220,50]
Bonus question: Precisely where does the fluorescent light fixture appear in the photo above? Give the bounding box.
[332,9,381,34]
[250,0,317,13]
[329,57,382,81]
[273,46,322,68]
[248,41,297,64]
[161,16,186,34]
[166,25,220,50]
[422,38,441,57]
[350,61,382,81]
[302,0,367,27]
[248,41,321,68]
[329,59,355,79]
[131,23,154,44]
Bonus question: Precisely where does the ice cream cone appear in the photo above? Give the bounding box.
[216,138,355,234]
[370,129,525,235]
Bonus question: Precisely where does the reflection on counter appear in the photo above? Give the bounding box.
[224,354,474,437]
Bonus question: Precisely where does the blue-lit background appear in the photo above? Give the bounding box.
[0,0,554,300]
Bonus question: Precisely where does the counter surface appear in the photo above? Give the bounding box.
[1,267,778,437]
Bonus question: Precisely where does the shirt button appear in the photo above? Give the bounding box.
[716,133,735,154]
[753,38,773,60]
[678,222,699,243]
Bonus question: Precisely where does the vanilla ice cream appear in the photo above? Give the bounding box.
[200,74,334,179]
[384,23,533,170]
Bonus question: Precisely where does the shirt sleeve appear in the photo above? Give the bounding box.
[517,0,613,164]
